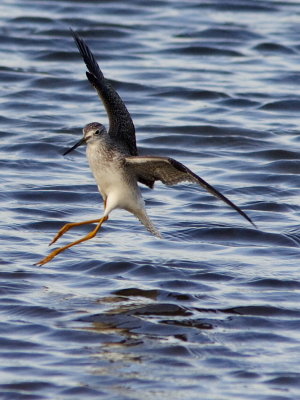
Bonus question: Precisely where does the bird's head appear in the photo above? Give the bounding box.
[63,122,107,155]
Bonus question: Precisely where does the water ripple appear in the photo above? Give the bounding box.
[1,1,300,399]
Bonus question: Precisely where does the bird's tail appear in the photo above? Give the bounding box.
[135,210,162,239]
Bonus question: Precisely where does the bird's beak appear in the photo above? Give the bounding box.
[63,137,86,156]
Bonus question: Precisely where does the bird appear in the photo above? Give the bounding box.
[36,30,256,266]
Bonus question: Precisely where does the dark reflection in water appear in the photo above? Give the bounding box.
[1,0,300,399]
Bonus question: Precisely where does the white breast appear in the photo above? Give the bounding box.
[86,142,144,214]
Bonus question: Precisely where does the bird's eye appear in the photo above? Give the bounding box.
[94,129,100,135]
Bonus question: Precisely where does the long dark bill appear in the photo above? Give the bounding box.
[63,137,86,156]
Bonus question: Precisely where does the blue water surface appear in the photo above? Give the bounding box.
[1,0,300,399]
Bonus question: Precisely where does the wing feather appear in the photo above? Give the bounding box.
[71,30,137,156]
[125,156,256,228]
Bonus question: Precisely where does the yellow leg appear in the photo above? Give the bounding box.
[36,216,108,266]
[49,218,102,246]
[50,200,107,246]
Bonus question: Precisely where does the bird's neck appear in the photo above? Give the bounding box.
[86,139,122,165]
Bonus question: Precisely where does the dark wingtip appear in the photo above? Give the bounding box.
[70,28,83,57]
[69,27,79,44]
[246,215,258,229]
[234,209,257,229]
[169,158,258,229]
[69,27,78,39]
[70,28,84,53]
[69,28,103,81]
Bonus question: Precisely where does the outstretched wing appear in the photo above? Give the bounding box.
[125,156,256,228]
[71,30,137,156]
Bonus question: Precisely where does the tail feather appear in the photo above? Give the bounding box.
[135,210,162,238]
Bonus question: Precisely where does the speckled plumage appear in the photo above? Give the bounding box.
[36,31,256,266]
[72,31,137,157]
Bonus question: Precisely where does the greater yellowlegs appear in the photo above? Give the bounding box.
[37,31,256,266]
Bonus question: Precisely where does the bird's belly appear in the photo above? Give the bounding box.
[92,167,120,197]
[91,165,142,209]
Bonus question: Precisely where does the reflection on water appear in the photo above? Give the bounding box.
[1,0,300,399]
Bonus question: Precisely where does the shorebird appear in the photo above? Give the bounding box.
[37,31,256,266]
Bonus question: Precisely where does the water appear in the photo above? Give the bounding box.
[1,0,300,399]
